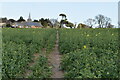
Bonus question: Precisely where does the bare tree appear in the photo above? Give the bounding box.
[104,17,111,28]
[50,19,60,28]
[95,14,112,28]
[84,18,96,28]
[95,14,105,28]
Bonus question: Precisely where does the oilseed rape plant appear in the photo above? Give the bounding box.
[83,45,87,49]
[59,28,119,78]
[2,28,56,78]
[2,28,119,78]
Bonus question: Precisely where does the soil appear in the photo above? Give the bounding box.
[48,30,64,78]
[24,30,64,78]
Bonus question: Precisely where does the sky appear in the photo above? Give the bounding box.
[0,2,118,26]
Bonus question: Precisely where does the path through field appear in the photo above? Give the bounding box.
[48,30,64,78]
[24,30,64,78]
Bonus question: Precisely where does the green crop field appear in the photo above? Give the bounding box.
[1,28,120,79]
[2,28,56,79]
[59,28,119,78]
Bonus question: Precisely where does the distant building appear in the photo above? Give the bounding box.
[77,23,91,28]
[12,22,43,28]
[27,13,32,22]
[12,13,43,28]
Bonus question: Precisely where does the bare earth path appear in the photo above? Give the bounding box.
[24,30,64,78]
[48,30,64,78]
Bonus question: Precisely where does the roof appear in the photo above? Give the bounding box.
[13,22,43,27]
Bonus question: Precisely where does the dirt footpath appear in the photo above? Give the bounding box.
[48,30,64,78]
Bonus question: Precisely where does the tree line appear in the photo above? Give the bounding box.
[0,14,114,28]
[59,13,114,28]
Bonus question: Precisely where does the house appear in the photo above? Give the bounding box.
[77,23,91,28]
[12,13,43,28]
[12,22,43,28]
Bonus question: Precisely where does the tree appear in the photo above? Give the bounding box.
[39,18,45,27]
[95,14,112,28]
[6,24,12,27]
[59,14,67,20]
[0,17,7,23]
[95,14,105,28]
[39,18,52,28]
[59,13,67,28]
[45,19,53,28]
[17,16,25,22]
[59,20,68,28]
[65,21,74,28]
[33,20,39,22]
[39,18,47,27]
[104,17,111,28]
[50,19,60,28]
[84,18,96,28]
[8,19,16,23]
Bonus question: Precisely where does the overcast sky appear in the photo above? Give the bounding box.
[0,2,118,26]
